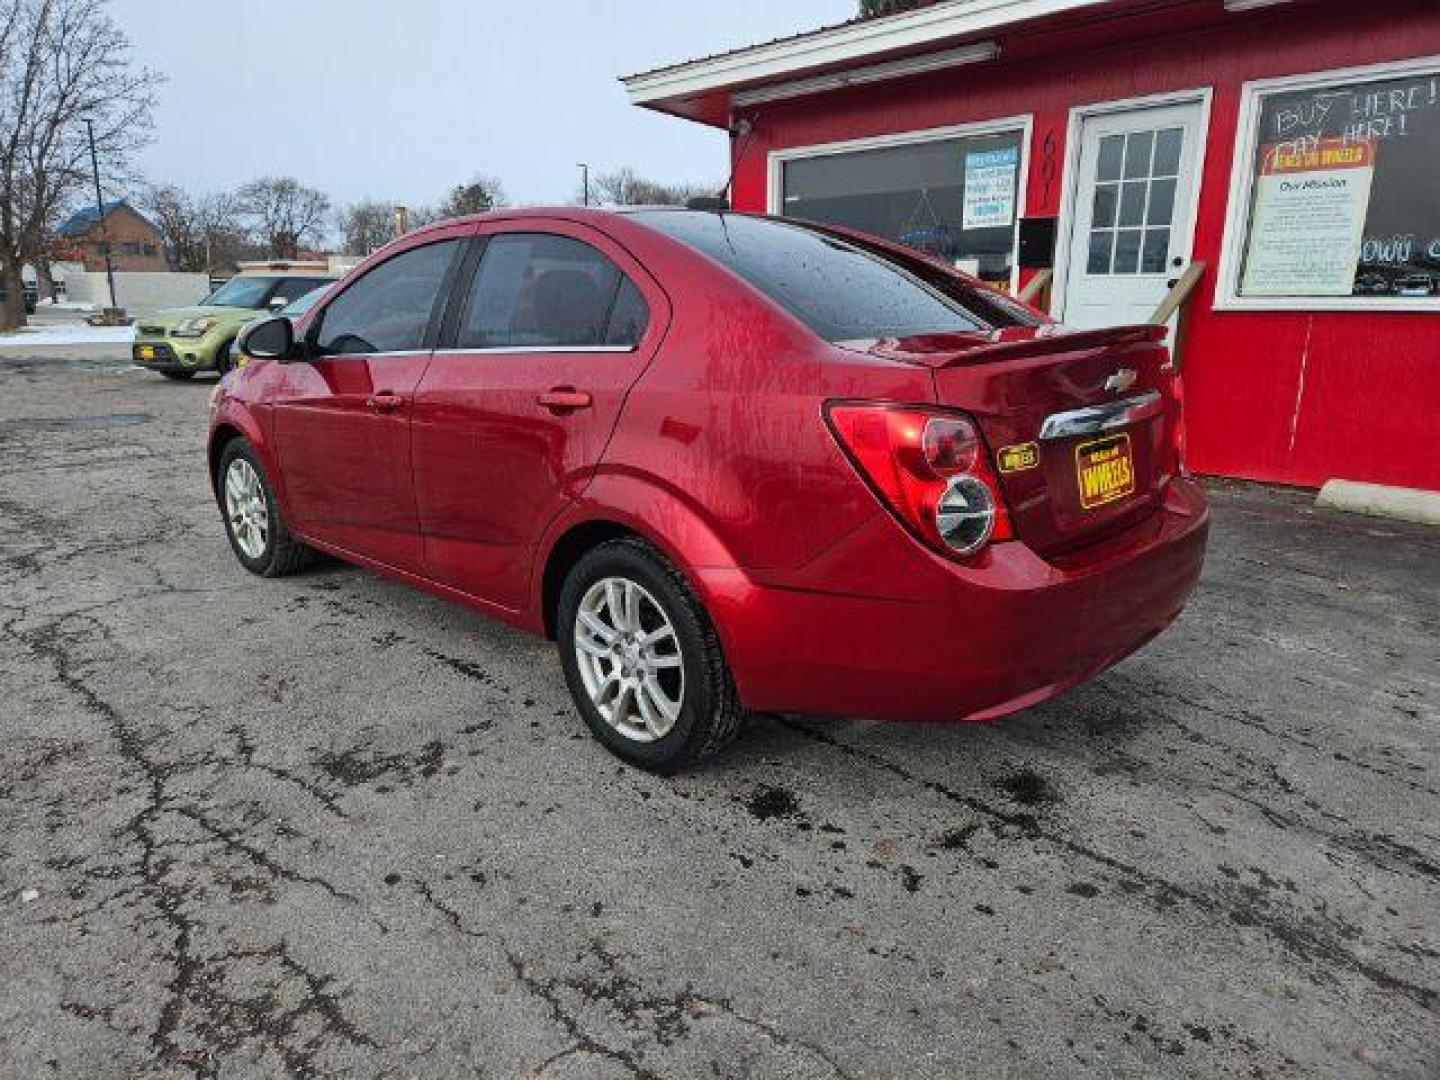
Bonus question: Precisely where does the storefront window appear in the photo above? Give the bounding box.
[1224,61,1440,307]
[777,125,1025,291]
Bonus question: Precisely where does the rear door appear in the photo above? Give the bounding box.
[411,222,666,611]
[269,231,468,569]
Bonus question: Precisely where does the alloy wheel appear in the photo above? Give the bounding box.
[224,457,269,559]
[573,576,685,743]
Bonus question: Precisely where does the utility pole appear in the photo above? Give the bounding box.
[578,163,590,207]
[83,118,118,314]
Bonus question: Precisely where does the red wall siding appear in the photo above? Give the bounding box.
[729,0,1440,491]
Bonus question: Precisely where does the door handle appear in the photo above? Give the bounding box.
[366,391,403,414]
[537,388,592,412]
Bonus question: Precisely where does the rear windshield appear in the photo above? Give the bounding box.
[634,211,1039,341]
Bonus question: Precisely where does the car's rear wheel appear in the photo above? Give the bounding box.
[217,438,314,577]
[557,538,744,772]
[160,370,195,381]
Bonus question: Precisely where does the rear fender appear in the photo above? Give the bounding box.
[526,469,751,652]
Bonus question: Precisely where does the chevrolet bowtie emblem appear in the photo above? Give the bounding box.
[1104,368,1138,393]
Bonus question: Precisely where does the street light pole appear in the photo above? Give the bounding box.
[578,163,590,207]
[83,118,118,312]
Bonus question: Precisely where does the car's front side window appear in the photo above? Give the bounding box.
[456,233,647,350]
[313,242,459,356]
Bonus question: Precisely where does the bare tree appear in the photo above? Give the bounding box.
[0,0,158,329]
[140,183,246,274]
[588,167,717,207]
[237,176,330,260]
[337,199,396,256]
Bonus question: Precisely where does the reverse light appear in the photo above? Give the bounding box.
[825,403,1012,559]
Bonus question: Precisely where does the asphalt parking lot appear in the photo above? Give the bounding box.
[1,344,1436,1079]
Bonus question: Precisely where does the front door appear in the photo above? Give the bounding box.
[1060,100,1205,329]
[411,224,663,613]
[270,234,466,569]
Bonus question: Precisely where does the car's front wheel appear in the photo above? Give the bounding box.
[217,438,314,577]
[557,538,744,772]
[214,338,236,376]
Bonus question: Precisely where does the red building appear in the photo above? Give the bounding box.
[624,0,1440,492]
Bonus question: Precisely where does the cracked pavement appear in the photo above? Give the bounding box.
[0,345,1436,1078]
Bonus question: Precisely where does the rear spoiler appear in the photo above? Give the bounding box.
[863,324,1170,369]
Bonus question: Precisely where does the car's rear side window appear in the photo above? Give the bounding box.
[457,233,647,350]
[635,212,1036,340]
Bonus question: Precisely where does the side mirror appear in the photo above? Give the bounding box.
[238,315,297,363]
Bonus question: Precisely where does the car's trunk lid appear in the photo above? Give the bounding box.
[841,325,1181,556]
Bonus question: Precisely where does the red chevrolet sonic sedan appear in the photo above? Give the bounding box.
[210,208,1208,771]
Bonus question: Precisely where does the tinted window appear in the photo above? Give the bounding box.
[315,242,458,355]
[272,277,331,306]
[458,233,642,349]
[636,212,995,341]
[604,278,650,346]
[204,277,273,309]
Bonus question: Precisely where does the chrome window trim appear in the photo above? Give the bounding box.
[1039,390,1162,441]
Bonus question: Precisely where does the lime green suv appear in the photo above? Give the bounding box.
[133,273,335,380]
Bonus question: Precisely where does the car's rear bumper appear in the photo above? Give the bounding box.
[702,477,1209,723]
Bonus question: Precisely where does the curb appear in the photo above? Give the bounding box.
[1316,480,1440,527]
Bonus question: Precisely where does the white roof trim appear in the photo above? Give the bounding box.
[733,42,1000,107]
[623,0,1111,106]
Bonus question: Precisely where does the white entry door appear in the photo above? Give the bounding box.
[1060,100,1205,329]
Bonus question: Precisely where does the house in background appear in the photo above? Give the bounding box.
[623,0,1440,494]
[53,200,166,273]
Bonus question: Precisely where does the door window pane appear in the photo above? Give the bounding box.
[315,241,459,355]
[1119,181,1147,227]
[1091,184,1118,228]
[1123,131,1154,179]
[459,234,629,349]
[1114,229,1142,274]
[1147,178,1177,227]
[1096,135,1125,183]
[1152,128,1183,177]
[1141,230,1170,273]
[779,129,1024,288]
[1087,230,1114,274]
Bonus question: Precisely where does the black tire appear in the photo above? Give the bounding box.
[216,437,315,578]
[160,369,196,381]
[556,537,745,772]
[214,339,236,376]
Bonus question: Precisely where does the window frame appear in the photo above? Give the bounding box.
[305,236,467,359]
[766,114,1033,294]
[436,224,655,355]
[1214,54,1440,314]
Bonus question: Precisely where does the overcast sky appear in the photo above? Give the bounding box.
[111,0,853,212]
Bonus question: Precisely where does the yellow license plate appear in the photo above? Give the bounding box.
[1075,433,1136,510]
[138,345,157,360]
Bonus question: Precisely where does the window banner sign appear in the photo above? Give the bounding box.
[962,147,1019,231]
[1241,139,1375,296]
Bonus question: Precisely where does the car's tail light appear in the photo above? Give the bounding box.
[1167,366,1188,475]
[825,403,1013,559]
